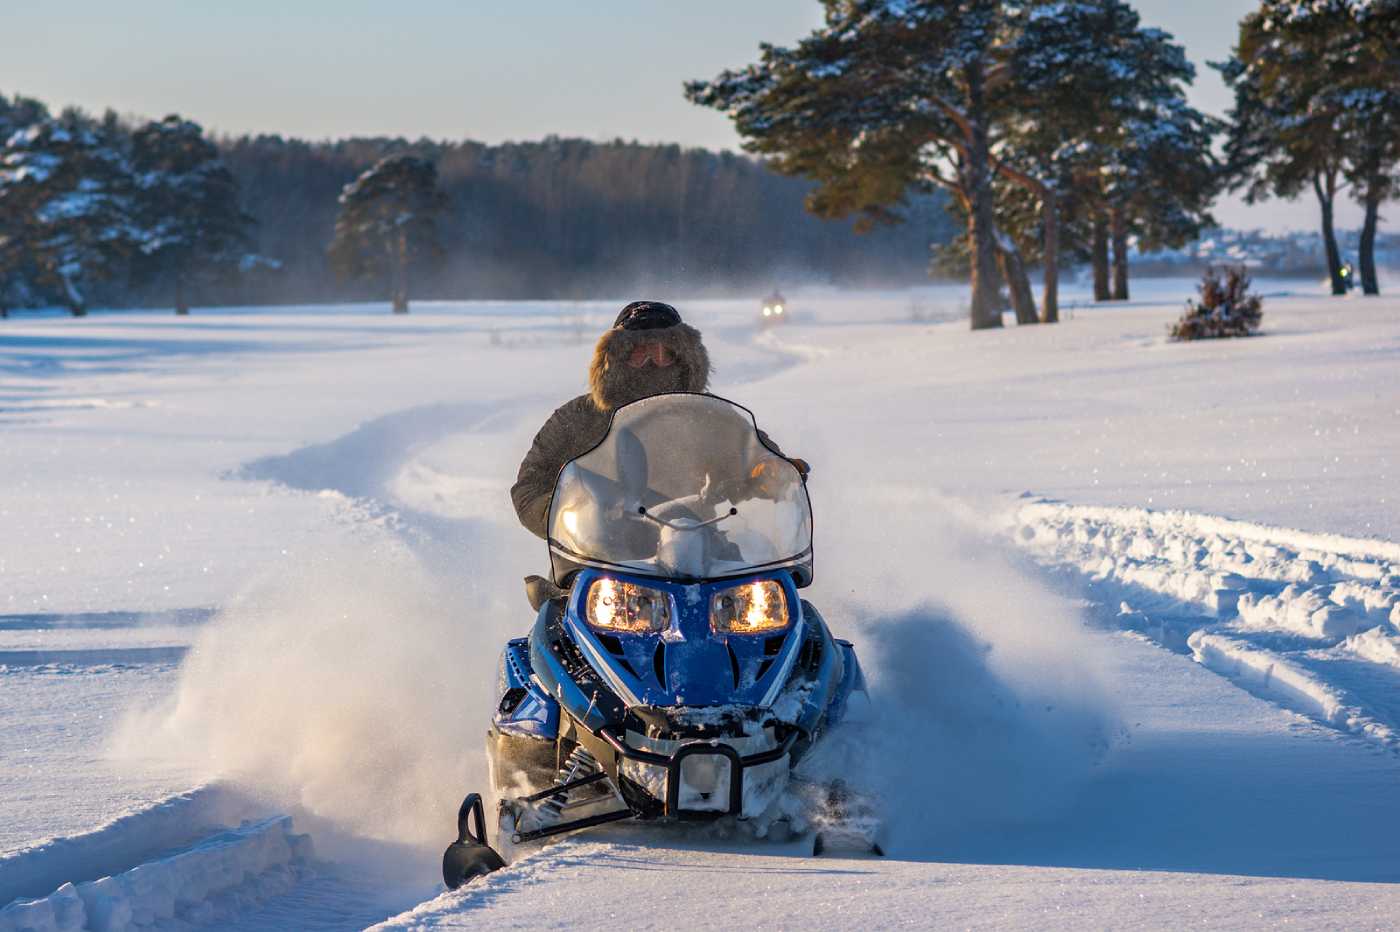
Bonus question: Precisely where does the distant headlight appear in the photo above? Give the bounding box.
[586,577,671,633]
[762,307,772,316]
[711,580,789,634]
[774,305,784,314]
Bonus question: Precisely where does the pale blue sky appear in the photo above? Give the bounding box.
[5,0,1364,231]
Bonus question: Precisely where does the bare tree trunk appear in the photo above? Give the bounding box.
[995,232,1039,324]
[61,273,86,317]
[1092,211,1110,301]
[175,272,189,316]
[1110,203,1130,301]
[392,229,409,313]
[1314,172,1346,296]
[1041,187,1060,324]
[1359,184,1380,296]
[965,67,1003,331]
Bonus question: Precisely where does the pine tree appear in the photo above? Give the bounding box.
[0,120,136,315]
[130,115,254,314]
[1009,2,1216,303]
[0,93,49,141]
[1170,266,1263,340]
[1325,0,1400,295]
[1102,99,1219,300]
[687,0,1217,328]
[1218,6,1349,294]
[996,0,1187,317]
[687,0,1028,330]
[327,154,447,313]
[0,94,53,317]
[1215,0,1400,297]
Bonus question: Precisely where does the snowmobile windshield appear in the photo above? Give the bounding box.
[548,393,812,582]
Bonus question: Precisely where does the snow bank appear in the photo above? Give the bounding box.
[1013,501,1400,749]
[0,786,264,906]
[0,817,310,932]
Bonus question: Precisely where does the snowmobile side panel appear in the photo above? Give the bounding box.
[825,640,865,729]
[528,599,628,734]
[785,602,845,743]
[493,638,560,740]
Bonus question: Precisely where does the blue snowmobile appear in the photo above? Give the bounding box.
[443,392,873,888]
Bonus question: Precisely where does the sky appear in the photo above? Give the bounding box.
[4,0,1369,233]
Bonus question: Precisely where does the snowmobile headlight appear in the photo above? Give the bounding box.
[586,578,671,634]
[710,580,789,634]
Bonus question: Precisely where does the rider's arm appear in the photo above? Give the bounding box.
[512,398,599,539]
[756,428,810,480]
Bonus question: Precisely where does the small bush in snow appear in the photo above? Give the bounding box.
[1170,266,1263,341]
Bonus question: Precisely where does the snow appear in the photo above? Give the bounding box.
[1013,500,1400,749]
[1,817,310,932]
[3,279,1400,927]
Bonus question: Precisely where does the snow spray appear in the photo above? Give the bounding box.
[803,492,1122,856]
[112,530,515,856]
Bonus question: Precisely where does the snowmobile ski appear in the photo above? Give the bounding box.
[441,794,506,890]
[809,779,885,857]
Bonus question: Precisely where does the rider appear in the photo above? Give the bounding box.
[511,300,807,541]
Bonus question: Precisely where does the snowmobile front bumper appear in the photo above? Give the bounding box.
[506,725,801,846]
[599,724,800,818]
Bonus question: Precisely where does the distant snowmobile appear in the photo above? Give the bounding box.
[759,291,789,326]
[443,393,876,888]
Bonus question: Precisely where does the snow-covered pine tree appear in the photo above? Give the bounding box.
[1294,0,1400,297]
[1170,266,1263,340]
[0,94,54,317]
[996,0,1201,319]
[1020,2,1215,303]
[1102,100,1219,301]
[686,0,1028,330]
[1217,5,1353,295]
[0,120,136,316]
[130,115,254,314]
[687,0,1217,329]
[0,93,49,142]
[1218,0,1399,296]
[327,155,447,313]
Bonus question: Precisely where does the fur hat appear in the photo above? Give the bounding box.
[589,301,711,412]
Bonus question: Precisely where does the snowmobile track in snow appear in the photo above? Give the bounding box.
[1012,500,1400,750]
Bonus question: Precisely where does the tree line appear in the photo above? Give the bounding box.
[688,0,1398,329]
[0,92,954,316]
[0,97,254,315]
[228,134,955,306]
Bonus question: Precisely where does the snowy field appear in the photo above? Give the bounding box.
[3,278,1400,929]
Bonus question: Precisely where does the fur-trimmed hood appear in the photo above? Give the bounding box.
[588,322,711,412]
